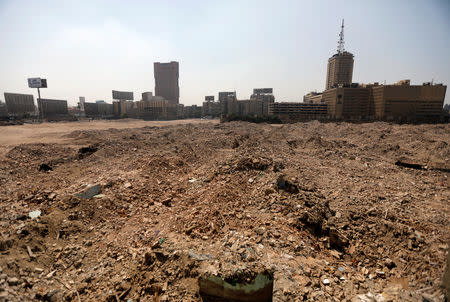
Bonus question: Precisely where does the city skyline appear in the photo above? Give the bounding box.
[0,0,449,106]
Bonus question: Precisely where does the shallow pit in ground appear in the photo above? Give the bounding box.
[198,272,273,302]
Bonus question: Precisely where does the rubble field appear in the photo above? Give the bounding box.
[0,120,449,301]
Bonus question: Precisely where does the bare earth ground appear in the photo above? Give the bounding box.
[0,120,449,301]
[0,119,216,157]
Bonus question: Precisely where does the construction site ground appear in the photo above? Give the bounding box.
[0,119,449,301]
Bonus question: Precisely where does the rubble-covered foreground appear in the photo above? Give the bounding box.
[0,121,449,301]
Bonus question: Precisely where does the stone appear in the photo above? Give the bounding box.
[46,270,56,278]
[422,293,436,302]
[384,258,396,269]
[330,250,341,259]
[188,250,212,261]
[356,292,386,302]
[322,278,330,285]
[15,214,27,221]
[7,277,19,286]
[76,184,101,199]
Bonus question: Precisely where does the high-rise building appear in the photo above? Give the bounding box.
[154,61,179,104]
[325,20,354,90]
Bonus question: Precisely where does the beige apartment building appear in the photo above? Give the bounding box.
[268,102,327,122]
[322,80,446,121]
[322,85,371,120]
[303,91,324,104]
[325,52,354,90]
[372,80,447,121]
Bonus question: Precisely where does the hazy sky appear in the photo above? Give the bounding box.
[0,0,449,106]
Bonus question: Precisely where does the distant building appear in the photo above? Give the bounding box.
[97,103,113,117]
[326,52,354,90]
[0,101,7,118]
[325,20,354,90]
[218,92,236,102]
[223,89,275,117]
[322,80,447,122]
[68,106,82,117]
[184,105,202,119]
[84,102,99,117]
[136,99,168,120]
[135,97,183,120]
[141,92,153,102]
[154,61,179,104]
[202,100,221,117]
[84,101,113,118]
[78,97,86,117]
[218,91,237,115]
[250,88,275,116]
[444,103,450,114]
[269,102,327,122]
[322,85,371,120]
[372,80,447,122]
[113,100,134,117]
[303,92,323,104]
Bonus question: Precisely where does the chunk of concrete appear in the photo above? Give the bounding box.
[75,184,102,199]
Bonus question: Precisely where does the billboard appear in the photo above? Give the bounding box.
[27,78,47,88]
[112,90,134,100]
[4,93,35,115]
[253,88,273,94]
[38,98,68,118]
[218,91,236,101]
[205,96,215,101]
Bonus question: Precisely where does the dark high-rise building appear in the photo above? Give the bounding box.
[325,20,354,90]
[154,61,179,104]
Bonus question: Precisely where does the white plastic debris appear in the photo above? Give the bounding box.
[28,210,41,219]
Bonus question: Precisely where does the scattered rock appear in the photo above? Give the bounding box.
[7,277,19,286]
[75,184,102,199]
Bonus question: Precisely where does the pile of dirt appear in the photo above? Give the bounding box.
[0,121,449,301]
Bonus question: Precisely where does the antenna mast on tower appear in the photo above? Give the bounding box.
[337,19,345,54]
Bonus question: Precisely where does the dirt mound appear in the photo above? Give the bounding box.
[0,121,449,301]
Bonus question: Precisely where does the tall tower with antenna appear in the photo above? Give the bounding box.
[325,19,354,90]
[337,19,345,54]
